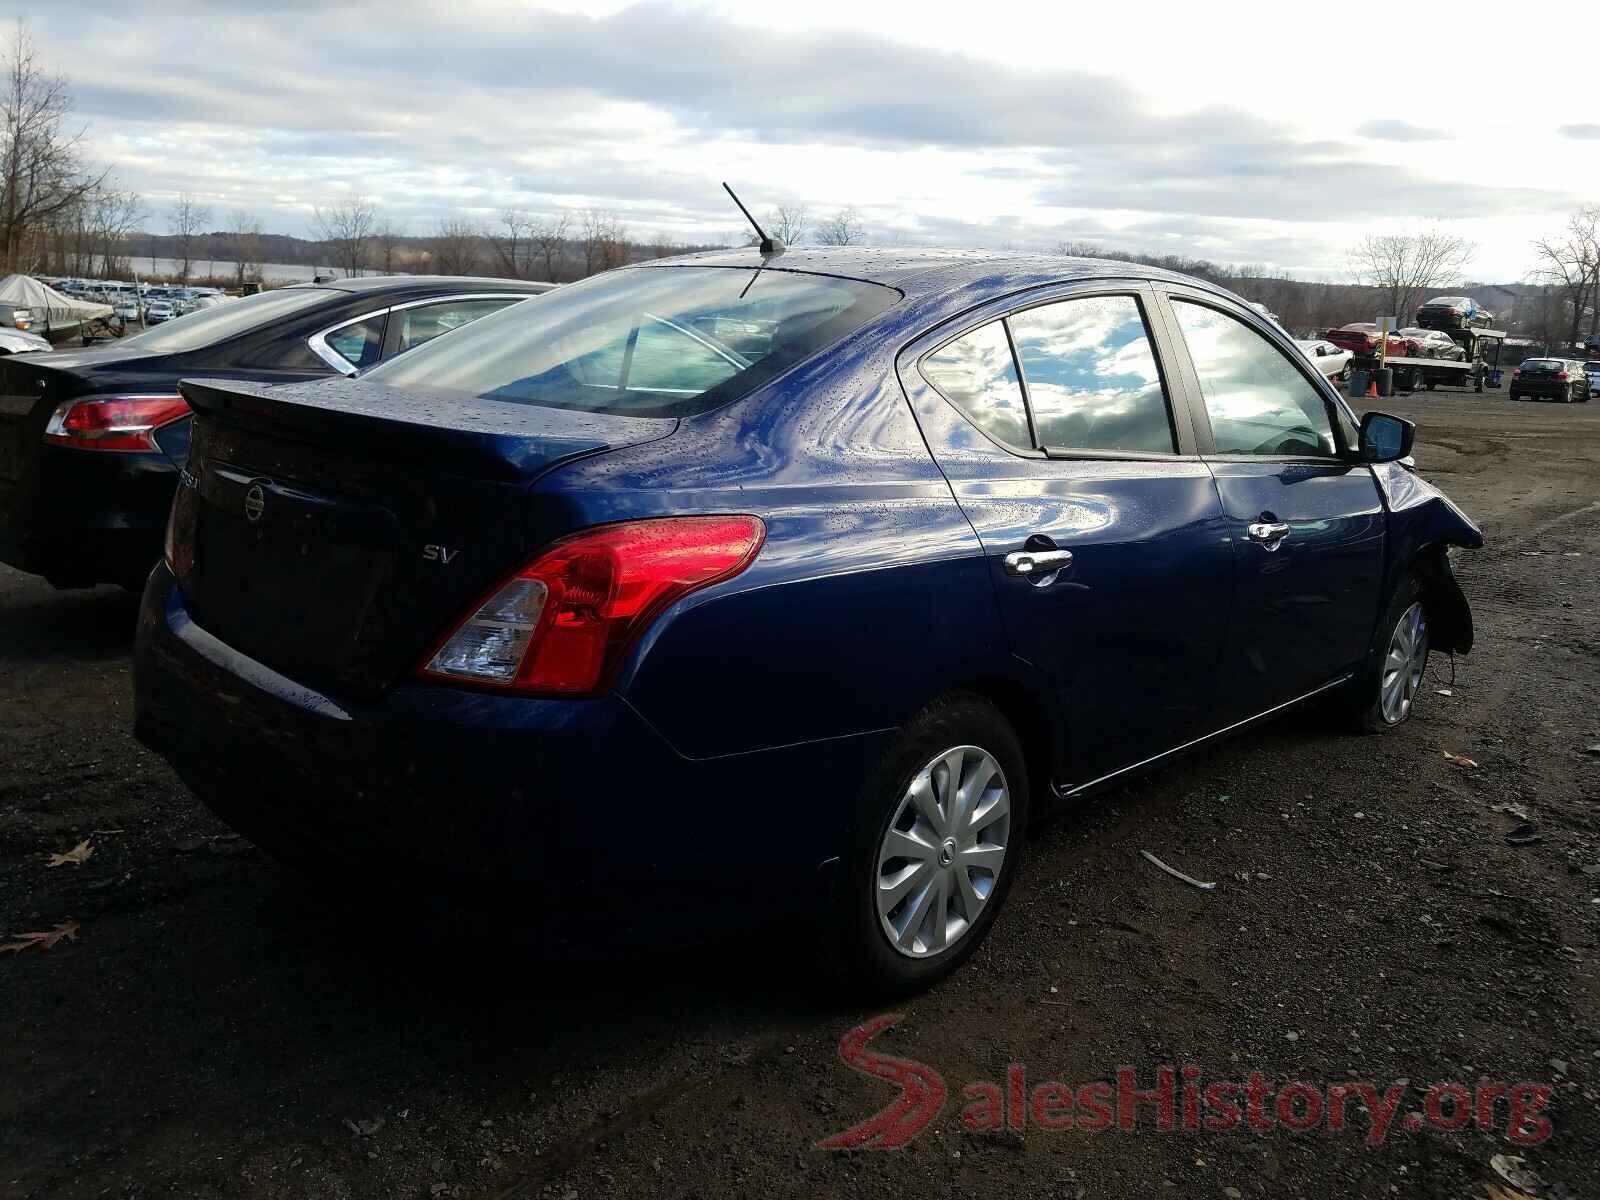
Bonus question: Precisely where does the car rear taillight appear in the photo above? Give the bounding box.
[1556,371,1570,380]
[1511,369,1521,379]
[43,395,189,452]
[421,516,766,696]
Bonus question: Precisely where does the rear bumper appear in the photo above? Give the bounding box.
[0,444,175,586]
[1509,382,1572,400]
[132,565,887,934]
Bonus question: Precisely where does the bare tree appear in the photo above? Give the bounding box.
[814,205,865,246]
[372,219,404,275]
[313,194,376,277]
[228,209,264,287]
[88,185,142,276]
[429,217,482,275]
[0,22,104,272]
[528,213,569,282]
[495,209,531,278]
[168,191,210,283]
[578,208,629,275]
[1348,226,1474,326]
[766,202,807,245]
[1530,206,1599,351]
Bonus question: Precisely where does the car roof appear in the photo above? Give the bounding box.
[631,246,1229,305]
[299,275,553,296]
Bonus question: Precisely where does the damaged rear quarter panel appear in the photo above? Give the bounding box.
[1371,460,1484,653]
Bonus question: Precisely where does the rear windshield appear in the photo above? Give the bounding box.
[360,266,899,418]
[117,288,331,353]
[1425,296,1468,306]
[1521,359,1561,370]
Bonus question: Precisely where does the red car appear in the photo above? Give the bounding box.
[1323,322,1408,357]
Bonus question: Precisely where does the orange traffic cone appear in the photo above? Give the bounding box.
[1366,375,1379,398]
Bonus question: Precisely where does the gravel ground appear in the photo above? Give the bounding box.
[2,389,1598,1199]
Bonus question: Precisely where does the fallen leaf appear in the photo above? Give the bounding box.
[46,839,94,868]
[1489,1153,1543,1193]
[0,920,80,955]
[1443,750,1479,768]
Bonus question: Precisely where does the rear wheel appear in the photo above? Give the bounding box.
[832,694,1029,996]
[1345,573,1430,733]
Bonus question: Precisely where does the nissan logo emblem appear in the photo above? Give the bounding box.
[243,483,266,524]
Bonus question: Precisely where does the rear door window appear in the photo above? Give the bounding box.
[391,299,517,355]
[1007,295,1175,453]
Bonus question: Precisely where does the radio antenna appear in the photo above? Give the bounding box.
[722,182,783,256]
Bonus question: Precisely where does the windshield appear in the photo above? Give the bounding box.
[117,288,330,353]
[361,266,899,418]
[1425,296,1469,307]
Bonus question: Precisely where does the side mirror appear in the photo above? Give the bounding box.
[1359,411,1415,463]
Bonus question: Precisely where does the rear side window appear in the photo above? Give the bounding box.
[361,267,898,418]
[919,294,1176,455]
[919,321,1031,449]
[323,314,387,369]
[1008,296,1174,453]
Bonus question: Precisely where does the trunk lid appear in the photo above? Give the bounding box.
[176,377,676,698]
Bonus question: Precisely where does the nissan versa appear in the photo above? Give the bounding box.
[133,248,1482,993]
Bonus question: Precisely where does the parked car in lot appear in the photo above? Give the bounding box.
[0,327,51,356]
[1396,328,1466,360]
[132,248,1484,994]
[144,300,178,324]
[0,276,550,589]
[1584,360,1600,397]
[1296,338,1352,379]
[1509,358,1590,403]
[1323,322,1407,357]
[1416,296,1493,331]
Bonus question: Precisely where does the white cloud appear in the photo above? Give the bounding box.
[26,0,1588,279]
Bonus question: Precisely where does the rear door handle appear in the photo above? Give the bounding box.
[1004,549,1073,577]
[1247,521,1291,549]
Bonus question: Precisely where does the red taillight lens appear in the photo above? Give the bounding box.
[1511,369,1521,378]
[43,395,189,452]
[421,516,766,695]
[1556,371,1570,380]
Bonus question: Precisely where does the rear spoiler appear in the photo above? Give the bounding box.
[179,377,675,483]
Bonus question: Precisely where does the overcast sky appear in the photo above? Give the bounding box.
[28,0,1598,280]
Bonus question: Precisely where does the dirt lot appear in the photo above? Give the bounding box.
[3,389,1598,1199]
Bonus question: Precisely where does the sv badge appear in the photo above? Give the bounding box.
[422,544,461,565]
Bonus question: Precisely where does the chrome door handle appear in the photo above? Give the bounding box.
[1247,521,1291,549]
[1004,549,1073,577]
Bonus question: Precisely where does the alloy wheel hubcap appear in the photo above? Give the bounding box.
[1380,601,1429,724]
[875,745,1011,958]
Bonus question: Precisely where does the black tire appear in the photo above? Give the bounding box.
[1343,572,1430,734]
[1426,380,1438,392]
[831,693,1030,996]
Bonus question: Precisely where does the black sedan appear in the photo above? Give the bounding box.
[0,276,550,589]
[1509,358,1590,404]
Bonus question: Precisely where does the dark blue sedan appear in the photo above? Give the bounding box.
[132,248,1482,993]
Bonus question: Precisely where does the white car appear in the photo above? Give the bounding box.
[0,327,51,355]
[1296,339,1352,380]
[144,300,178,323]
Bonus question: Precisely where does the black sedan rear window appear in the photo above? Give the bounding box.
[360,266,898,418]
[1521,359,1561,370]
[117,288,330,353]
